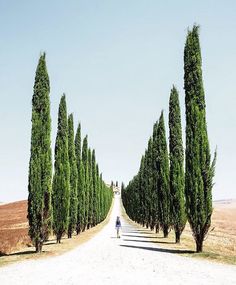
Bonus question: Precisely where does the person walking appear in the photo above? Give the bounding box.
[115,216,121,238]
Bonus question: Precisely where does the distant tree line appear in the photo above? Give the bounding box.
[28,53,113,253]
[122,25,216,252]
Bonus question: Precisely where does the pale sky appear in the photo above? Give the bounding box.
[0,1,235,202]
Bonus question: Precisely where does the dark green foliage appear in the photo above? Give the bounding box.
[144,138,154,229]
[122,112,170,237]
[28,55,112,249]
[52,95,70,243]
[74,133,113,233]
[96,164,101,223]
[87,148,93,229]
[92,150,98,227]
[121,182,125,192]
[169,86,186,243]
[67,114,78,238]
[28,53,52,253]
[82,136,89,229]
[77,161,86,233]
[75,123,85,234]
[75,123,81,170]
[156,112,170,237]
[152,122,160,233]
[184,25,216,252]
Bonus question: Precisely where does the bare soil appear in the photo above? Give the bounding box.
[0,201,30,255]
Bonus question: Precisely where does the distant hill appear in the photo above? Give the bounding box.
[214,199,236,205]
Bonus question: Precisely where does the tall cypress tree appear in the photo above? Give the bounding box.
[96,164,101,223]
[99,173,104,221]
[67,114,78,238]
[28,53,52,253]
[169,86,186,243]
[82,136,89,229]
[156,112,170,238]
[87,148,93,229]
[52,95,70,243]
[75,123,85,233]
[139,156,146,227]
[184,25,216,252]
[152,121,160,233]
[146,138,154,229]
[92,150,97,227]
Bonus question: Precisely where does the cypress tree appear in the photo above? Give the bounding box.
[156,112,170,238]
[92,150,97,226]
[77,163,86,233]
[96,164,101,223]
[87,148,93,229]
[28,53,52,253]
[52,95,70,243]
[152,121,160,233]
[139,156,146,227]
[146,138,154,229]
[82,136,89,229]
[169,86,186,243]
[67,114,78,238]
[99,173,104,221]
[75,123,85,233]
[142,150,149,227]
[184,25,216,252]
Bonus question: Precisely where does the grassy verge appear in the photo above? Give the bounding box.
[0,198,114,268]
[120,202,236,265]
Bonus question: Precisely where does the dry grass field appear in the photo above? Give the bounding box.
[0,201,30,255]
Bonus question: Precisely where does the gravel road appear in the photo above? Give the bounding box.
[0,195,235,285]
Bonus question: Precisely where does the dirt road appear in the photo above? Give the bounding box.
[0,195,235,285]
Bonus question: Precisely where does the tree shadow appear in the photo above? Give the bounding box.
[126,230,165,236]
[120,244,194,254]
[43,241,56,246]
[122,234,157,239]
[4,250,37,257]
[123,239,175,245]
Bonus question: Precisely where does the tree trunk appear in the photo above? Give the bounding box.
[57,234,62,244]
[35,241,39,253]
[163,225,169,238]
[39,242,43,253]
[196,237,203,252]
[175,230,180,243]
[76,225,81,235]
[35,240,43,253]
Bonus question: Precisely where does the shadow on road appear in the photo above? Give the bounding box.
[120,244,194,254]
[122,234,157,239]
[123,238,174,245]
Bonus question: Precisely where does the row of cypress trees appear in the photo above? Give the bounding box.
[122,88,185,242]
[122,25,216,252]
[28,54,113,252]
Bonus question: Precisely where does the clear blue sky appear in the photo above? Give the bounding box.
[0,1,235,202]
